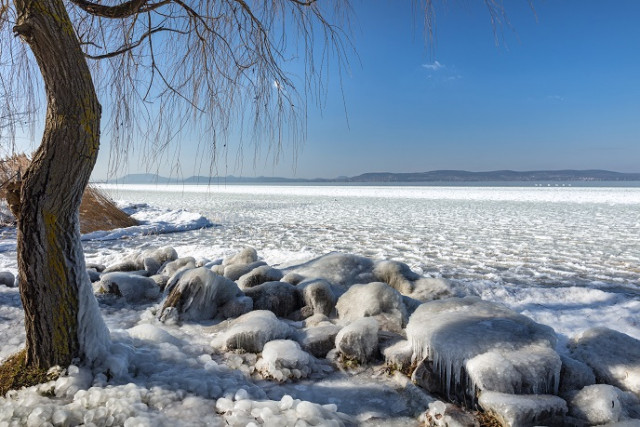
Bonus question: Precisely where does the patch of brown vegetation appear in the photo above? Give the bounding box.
[0,350,59,396]
[475,411,503,427]
[1,153,138,232]
[79,185,138,233]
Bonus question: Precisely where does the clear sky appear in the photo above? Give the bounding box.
[13,1,640,180]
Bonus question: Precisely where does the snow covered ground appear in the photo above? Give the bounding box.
[1,183,639,425]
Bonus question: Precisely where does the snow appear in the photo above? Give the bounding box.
[1,183,640,425]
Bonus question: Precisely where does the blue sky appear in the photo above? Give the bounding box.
[14,1,639,180]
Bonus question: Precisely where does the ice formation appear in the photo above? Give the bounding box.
[570,327,640,397]
[96,272,161,303]
[336,281,408,332]
[256,340,318,381]
[0,270,15,287]
[407,297,560,403]
[478,391,567,427]
[335,317,379,363]
[212,310,293,353]
[159,267,241,321]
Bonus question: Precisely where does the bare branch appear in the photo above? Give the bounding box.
[68,0,169,19]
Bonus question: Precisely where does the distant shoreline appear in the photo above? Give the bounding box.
[99,169,640,186]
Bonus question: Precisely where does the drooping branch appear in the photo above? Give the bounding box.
[84,26,185,59]
[68,0,169,19]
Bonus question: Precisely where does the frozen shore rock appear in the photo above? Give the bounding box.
[0,271,15,287]
[243,281,299,318]
[570,327,640,397]
[256,340,317,381]
[103,246,178,275]
[159,267,241,321]
[336,281,408,333]
[478,391,567,427]
[96,272,160,303]
[212,310,293,353]
[407,297,560,404]
[237,265,283,289]
[297,324,342,358]
[296,279,336,318]
[335,317,379,363]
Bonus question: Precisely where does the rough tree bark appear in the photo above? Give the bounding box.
[12,0,109,369]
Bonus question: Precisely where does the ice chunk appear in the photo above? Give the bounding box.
[243,281,300,318]
[568,384,623,425]
[407,297,560,404]
[159,267,241,321]
[237,265,283,289]
[256,340,316,380]
[297,279,336,317]
[297,324,342,358]
[0,270,15,287]
[214,310,293,352]
[478,392,567,427]
[336,281,408,332]
[97,272,160,303]
[558,355,596,395]
[223,247,258,266]
[335,317,379,363]
[570,327,640,397]
[421,400,480,427]
[285,252,376,290]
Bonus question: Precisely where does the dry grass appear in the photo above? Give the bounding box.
[1,153,137,232]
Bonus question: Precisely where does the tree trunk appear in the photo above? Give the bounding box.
[13,0,109,369]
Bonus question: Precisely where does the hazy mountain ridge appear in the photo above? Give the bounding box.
[107,169,640,184]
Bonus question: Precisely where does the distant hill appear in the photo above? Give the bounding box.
[108,170,640,184]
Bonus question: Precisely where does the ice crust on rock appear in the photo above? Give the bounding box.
[0,270,15,287]
[297,279,336,317]
[421,400,479,427]
[407,297,560,402]
[286,252,376,292]
[559,355,596,395]
[159,267,241,321]
[103,246,178,274]
[213,310,293,352]
[243,281,299,318]
[297,324,342,358]
[568,384,624,425]
[97,272,161,303]
[223,260,266,281]
[223,247,258,266]
[478,391,567,427]
[336,281,408,332]
[237,265,283,289]
[256,339,317,381]
[335,317,379,363]
[570,327,640,397]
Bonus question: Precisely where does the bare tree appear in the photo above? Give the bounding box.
[0,0,511,375]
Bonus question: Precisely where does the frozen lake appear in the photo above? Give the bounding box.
[1,183,640,425]
[89,183,640,341]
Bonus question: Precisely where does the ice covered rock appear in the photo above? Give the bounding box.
[567,384,624,425]
[0,271,15,287]
[237,265,283,289]
[373,260,452,301]
[559,355,596,395]
[213,310,293,353]
[243,281,300,318]
[97,272,160,303]
[86,262,106,272]
[297,279,336,317]
[223,260,266,281]
[159,267,241,321]
[86,268,101,283]
[219,296,254,319]
[336,281,408,332]
[421,400,479,427]
[335,317,379,363]
[281,272,304,285]
[158,256,196,277]
[297,324,342,358]
[149,274,169,291]
[407,297,560,403]
[256,340,316,381]
[478,392,567,427]
[285,252,376,292]
[223,247,258,266]
[380,335,413,373]
[103,246,178,274]
[570,327,640,397]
